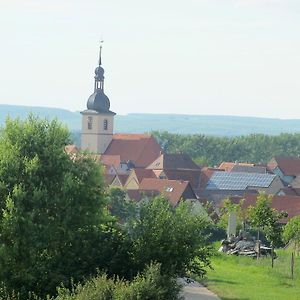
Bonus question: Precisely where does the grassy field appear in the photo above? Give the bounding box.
[203,250,300,300]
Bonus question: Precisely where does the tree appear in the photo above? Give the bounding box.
[248,192,287,247]
[0,116,117,298]
[129,196,212,277]
[283,216,300,254]
[107,187,136,223]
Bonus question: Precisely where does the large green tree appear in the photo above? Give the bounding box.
[129,196,212,277]
[0,116,121,298]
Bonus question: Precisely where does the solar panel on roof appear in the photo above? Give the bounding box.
[206,172,276,190]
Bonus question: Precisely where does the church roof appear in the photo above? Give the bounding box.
[86,90,115,114]
[104,134,162,168]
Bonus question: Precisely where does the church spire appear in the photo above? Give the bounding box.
[94,40,105,92]
[98,40,103,66]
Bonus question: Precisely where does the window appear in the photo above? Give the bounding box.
[87,116,93,130]
[165,187,173,192]
[103,119,108,130]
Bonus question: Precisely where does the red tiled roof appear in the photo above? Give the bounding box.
[117,174,129,186]
[268,156,300,176]
[126,190,143,202]
[147,153,200,171]
[133,168,156,183]
[104,134,162,168]
[103,174,116,186]
[99,155,121,169]
[163,169,201,189]
[139,178,195,206]
[229,194,300,224]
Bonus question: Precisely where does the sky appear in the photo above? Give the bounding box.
[1,0,300,118]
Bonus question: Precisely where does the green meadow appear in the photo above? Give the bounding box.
[204,250,300,300]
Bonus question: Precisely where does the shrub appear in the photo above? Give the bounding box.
[53,263,180,300]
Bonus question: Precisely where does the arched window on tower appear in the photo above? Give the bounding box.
[87,116,93,130]
[103,119,108,130]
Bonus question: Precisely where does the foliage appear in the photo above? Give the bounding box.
[153,131,300,166]
[247,193,287,246]
[204,249,300,300]
[106,187,136,223]
[53,263,180,300]
[283,216,300,252]
[129,196,212,278]
[0,116,118,298]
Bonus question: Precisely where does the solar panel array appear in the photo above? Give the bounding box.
[206,171,276,190]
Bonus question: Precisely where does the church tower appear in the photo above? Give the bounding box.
[81,43,116,154]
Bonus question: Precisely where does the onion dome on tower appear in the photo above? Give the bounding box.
[86,42,115,114]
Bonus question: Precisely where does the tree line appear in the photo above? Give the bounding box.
[153,131,300,166]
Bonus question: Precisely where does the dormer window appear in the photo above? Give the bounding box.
[103,119,108,130]
[87,117,93,130]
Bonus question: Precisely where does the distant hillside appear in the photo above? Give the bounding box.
[1,104,300,136]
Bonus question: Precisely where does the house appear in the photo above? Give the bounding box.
[138,178,197,207]
[228,194,300,224]
[158,169,201,191]
[147,153,200,171]
[219,162,267,174]
[204,171,284,205]
[124,168,157,189]
[268,156,300,185]
[110,174,129,188]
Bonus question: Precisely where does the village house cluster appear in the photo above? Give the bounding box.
[66,47,300,225]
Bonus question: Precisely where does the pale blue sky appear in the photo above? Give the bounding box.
[1,0,300,118]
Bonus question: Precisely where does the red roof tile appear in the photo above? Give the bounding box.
[133,168,156,183]
[116,174,129,186]
[104,134,162,168]
[163,169,201,189]
[99,155,121,169]
[147,153,200,171]
[139,178,196,206]
[103,174,116,186]
[126,190,143,202]
[229,194,300,224]
[268,156,300,176]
